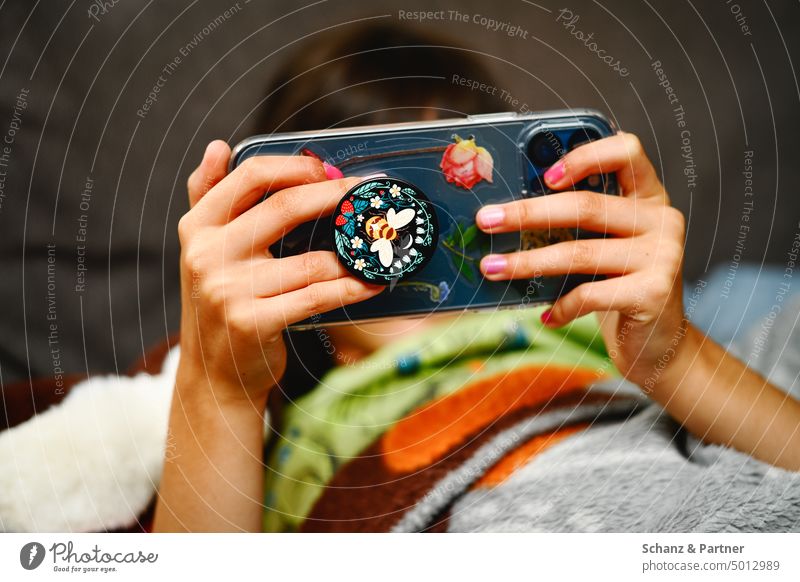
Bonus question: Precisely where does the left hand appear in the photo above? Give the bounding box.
[475,133,688,388]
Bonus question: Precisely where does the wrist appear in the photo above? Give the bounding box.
[642,321,705,396]
[175,356,270,413]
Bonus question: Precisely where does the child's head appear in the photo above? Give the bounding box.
[263,23,503,398]
[254,23,500,133]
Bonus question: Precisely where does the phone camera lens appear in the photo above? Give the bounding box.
[527,132,563,167]
[568,127,601,151]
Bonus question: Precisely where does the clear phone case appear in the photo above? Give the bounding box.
[230,109,618,329]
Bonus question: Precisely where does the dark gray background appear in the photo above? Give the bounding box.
[0,0,797,383]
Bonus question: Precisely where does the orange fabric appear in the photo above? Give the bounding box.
[473,424,588,488]
[381,365,605,473]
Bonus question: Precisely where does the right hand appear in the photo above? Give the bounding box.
[176,141,383,406]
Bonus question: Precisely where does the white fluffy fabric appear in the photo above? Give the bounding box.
[0,348,180,532]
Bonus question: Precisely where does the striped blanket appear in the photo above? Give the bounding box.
[264,300,800,533]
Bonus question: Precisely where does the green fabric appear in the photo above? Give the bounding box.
[263,306,616,532]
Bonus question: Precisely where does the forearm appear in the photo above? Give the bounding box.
[649,324,800,471]
[153,364,268,532]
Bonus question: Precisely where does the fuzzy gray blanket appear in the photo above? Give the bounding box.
[394,296,800,533]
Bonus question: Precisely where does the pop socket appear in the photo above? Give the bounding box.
[331,177,438,286]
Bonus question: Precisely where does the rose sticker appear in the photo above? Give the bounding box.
[440,134,494,189]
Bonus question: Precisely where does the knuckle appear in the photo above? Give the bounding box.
[180,235,208,275]
[661,239,684,267]
[226,307,255,336]
[570,241,595,269]
[267,191,296,225]
[238,156,261,175]
[575,191,602,222]
[664,206,686,236]
[301,252,327,279]
[342,278,366,302]
[623,133,644,157]
[180,246,202,274]
[571,283,590,304]
[644,272,672,303]
[177,214,194,243]
[514,200,533,228]
[304,285,324,316]
[201,276,228,309]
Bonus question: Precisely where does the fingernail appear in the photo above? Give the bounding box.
[544,161,565,185]
[540,309,554,325]
[323,162,344,180]
[477,205,505,229]
[361,172,388,180]
[481,255,507,275]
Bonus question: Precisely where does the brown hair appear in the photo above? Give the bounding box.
[255,22,499,133]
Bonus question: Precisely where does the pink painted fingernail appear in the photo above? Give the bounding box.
[477,205,505,229]
[544,161,565,185]
[481,255,507,275]
[540,309,553,325]
[323,161,344,180]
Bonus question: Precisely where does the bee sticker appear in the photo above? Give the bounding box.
[331,178,437,285]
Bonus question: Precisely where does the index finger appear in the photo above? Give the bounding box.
[476,190,660,237]
[193,155,327,225]
[544,133,666,200]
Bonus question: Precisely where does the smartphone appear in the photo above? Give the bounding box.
[230,109,618,330]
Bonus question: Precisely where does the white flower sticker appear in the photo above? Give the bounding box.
[350,236,363,249]
[353,258,366,271]
[389,184,401,198]
[370,196,382,209]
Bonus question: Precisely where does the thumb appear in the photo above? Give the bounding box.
[186,140,230,208]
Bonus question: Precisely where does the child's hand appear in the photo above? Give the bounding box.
[475,133,687,388]
[177,141,382,405]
